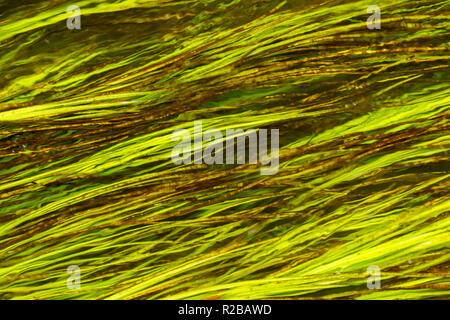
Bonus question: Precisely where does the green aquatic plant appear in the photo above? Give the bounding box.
[0,0,448,299]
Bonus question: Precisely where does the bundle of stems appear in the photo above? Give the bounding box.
[0,0,448,299]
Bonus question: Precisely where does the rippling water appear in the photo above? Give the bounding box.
[0,0,448,299]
